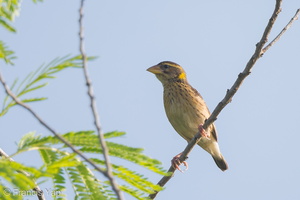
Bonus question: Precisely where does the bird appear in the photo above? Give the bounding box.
[147,61,228,171]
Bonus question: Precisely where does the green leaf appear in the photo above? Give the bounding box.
[32,0,44,3]
[104,131,126,139]
[17,132,50,151]
[39,149,60,166]
[18,83,48,96]
[0,0,20,33]
[52,168,67,200]
[46,154,79,174]
[0,55,90,116]
[0,184,23,200]
[93,159,163,195]
[67,164,107,200]
[120,185,150,200]
[0,18,16,32]
[0,159,46,190]
[21,97,48,103]
[0,41,16,64]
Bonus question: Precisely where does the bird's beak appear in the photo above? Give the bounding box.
[147,65,162,74]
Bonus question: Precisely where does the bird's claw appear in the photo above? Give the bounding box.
[171,153,188,172]
[198,124,210,140]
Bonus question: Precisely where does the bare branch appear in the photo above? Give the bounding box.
[149,0,291,198]
[0,148,45,200]
[78,1,124,199]
[262,8,300,54]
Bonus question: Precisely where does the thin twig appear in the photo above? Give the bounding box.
[0,71,111,178]
[0,148,45,200]
[78,1,124,200]
[149,0,288,198]
[262,8,300,54]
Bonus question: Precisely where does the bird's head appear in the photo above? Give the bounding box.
[147,61,187,84]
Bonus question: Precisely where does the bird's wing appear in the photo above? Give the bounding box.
[211,123,218,141]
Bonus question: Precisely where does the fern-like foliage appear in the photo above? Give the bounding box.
[0,158,57,200]
[0,0,20,33]
[1,131,166,199]
[0,0,43,33]
[0,55,95,117]
[66,163,106,200]
[0,41,16,65]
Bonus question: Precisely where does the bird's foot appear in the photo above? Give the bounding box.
[171,152,188,172]
[198,124,210,140]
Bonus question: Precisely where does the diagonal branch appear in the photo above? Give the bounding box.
[78,1,124,200]
[148,0,300,198]
[0,71,111,183]
[0,148,45,200]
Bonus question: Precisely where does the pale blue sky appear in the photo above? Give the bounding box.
[1,0,300,199]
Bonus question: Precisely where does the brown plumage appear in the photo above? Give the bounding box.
[147,61,228,171]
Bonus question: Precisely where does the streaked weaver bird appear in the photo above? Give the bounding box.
[147,61,228,171]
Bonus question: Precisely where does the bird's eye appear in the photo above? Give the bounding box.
[161,65,170,70]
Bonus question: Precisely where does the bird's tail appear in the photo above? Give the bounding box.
[212,154,228,171]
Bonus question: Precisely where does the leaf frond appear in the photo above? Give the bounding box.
[0,40,16,64]
[66,163,106,200]
[10,131,167,199]
[0,55,92,116]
